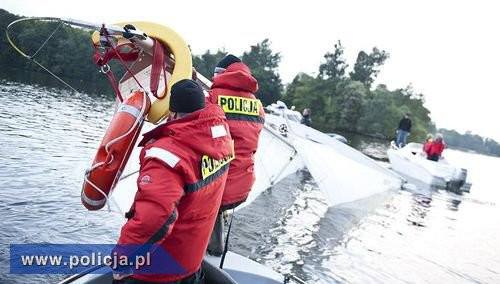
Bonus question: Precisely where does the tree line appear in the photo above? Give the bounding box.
[193,41,500,157]
[1,9,499,156]
[194,40,433,142]
[438,129,500,157]
[0,9,107,85]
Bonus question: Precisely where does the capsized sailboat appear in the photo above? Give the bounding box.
[261,104,404,207]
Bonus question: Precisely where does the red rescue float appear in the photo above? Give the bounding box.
[82,91,151,210]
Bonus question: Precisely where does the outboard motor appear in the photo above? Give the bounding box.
[447,168,468,194]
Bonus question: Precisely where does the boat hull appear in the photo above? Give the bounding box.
[387,143,469,193]
[58,252,283,284]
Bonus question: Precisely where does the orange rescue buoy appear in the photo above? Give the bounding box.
[82,91,151,210]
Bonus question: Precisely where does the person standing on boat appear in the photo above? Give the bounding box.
[205,54,264,256]
[300,108,312,127]
[114,79,233,283]
[425,133,446,161]
[396,113,412,147]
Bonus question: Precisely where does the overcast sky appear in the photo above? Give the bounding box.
[2,0,499,141]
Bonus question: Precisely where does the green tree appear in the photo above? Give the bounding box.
[283,73,334,131]
[192,49,227,79]
[333,80,365,130]
[350,47,389,87]
[242,39,283,106]
[484,138,500,156]
[358,85,398,137]
[1,9,113,93]
[319,40,348,81]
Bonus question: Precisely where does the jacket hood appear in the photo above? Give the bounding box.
[212,62,259,93]
[139,104,233,160]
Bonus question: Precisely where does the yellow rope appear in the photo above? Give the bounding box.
[6,17,61,58]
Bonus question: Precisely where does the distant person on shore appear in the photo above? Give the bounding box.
[396,113,412,147]
[300,108,312,127]
[424,133,446,161]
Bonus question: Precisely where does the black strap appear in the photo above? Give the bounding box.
[219,209,234,269]
[125,209,135,220]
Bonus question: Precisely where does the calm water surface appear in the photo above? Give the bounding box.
[1,80,499,283]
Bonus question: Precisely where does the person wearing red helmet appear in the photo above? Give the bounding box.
[115,79,234,283]
[206,54,264,256]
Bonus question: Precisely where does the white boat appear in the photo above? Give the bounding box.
[264,101,348,143]
[387,142,470,193]
[60,252,291,284]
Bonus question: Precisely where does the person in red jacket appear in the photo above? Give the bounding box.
[114,79,234,283]
[206,54,264,256]
[423,133,434,154]
[425,133,446,161]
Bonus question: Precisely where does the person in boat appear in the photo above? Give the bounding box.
[205,54,264,256]
[114,79,233,283]
[300,108,312,127]
[424,133,446,161]
[423,133,434,154]
[396,113,412,148]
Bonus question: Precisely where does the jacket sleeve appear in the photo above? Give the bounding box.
[437,142,446,155]
[118,158,184,245]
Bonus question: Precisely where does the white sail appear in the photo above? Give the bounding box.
[241,124,304,210]
[262,111,403,207]
[265,113,402,180]
[293,137,401,206]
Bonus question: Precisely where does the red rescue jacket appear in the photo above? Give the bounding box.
[425,141,446,158]
[423,141,433,153]
[117,104,233,282]
[207,62,264,208]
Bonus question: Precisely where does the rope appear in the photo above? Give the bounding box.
[6,17,80,93]
[119,169,139,181]
[219,209,235,269]
[103,91,147,161]
[100,26,145,91]
[83,91,147,211]
[6,17,61,58]
[83,162,111,211]
[31,59,79,93]
[30,21,63,59]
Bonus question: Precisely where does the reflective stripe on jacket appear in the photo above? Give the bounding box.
[117,104,233,282]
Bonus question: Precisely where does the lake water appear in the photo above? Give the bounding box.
[0,79,499,283]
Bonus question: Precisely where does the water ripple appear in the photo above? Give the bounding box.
[1,80,500,283]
